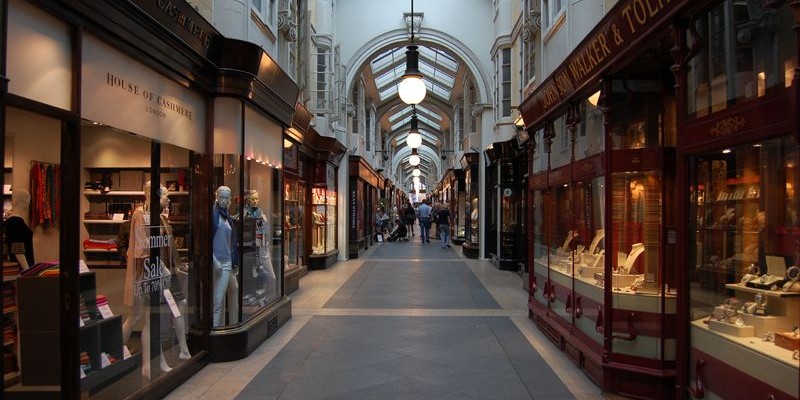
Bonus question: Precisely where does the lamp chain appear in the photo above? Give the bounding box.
[411,0,414,43]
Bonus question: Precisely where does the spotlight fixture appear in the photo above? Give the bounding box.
[398,0,426,105]
[408,148,420,166]
[406,107,422,149]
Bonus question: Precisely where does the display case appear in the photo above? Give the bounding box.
[528,87,678,397]
[461,153,480,258]
[309,161,338,269]
[687,137,800,399]
[283,178,305,286]
[310,186,337,256]
[453,169,467,245]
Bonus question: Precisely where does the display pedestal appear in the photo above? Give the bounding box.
[284,265,306,294]
[348,238,366,259]
[208,296,291,362]
[462,242,480,259]
[309,250,339,270]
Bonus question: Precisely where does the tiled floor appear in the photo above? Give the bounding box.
[165,238,604,400]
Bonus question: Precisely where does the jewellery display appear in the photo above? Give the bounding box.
[753,292,768,316]
[763,332,775,342]
[783,265,800,292]
[740,263,761,285]
[793,350,799,360]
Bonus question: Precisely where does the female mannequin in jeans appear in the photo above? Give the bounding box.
[211,186,239,327]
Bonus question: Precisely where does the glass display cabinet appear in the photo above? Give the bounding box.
[462,153,480,258]
[454,169,467,245]
[528,89,676,396]
[283,178,305,293]
[687,138,800,399]
[309,162,338,269]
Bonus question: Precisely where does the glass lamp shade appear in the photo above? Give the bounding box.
[398,45,427,105]
[413,176,421,184]
[409,154,420,166]
[406,131,422,149]
[398,76,426,105]
[412,168,421,177]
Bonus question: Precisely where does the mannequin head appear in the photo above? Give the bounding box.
[245,189,260,208]
[11,188,31,219]
[143,181,169,212]
[216,186,232,210]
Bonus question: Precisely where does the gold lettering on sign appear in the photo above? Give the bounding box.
[709,116,746,137]
[621,0,673,35]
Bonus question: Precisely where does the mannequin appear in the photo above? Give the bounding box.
[122,182,190,380]
[470,198,479,243]
[212,186,239,327]
[312,209,325,252]
[6,189,34,270]
[243,190,277,301]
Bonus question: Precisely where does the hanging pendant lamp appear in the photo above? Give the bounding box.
[406,108,422,149]
[398,0,426,105]
[408,148,420,166]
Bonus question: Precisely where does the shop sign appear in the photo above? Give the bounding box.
[520,0,688,129]
[350,184,358,235]
[82,34,205,152]
[131,0,219,56]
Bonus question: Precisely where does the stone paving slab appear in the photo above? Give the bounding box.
[324,260,500,309]
[235,316,575,400]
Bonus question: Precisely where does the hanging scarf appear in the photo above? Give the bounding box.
[217,203,230,221]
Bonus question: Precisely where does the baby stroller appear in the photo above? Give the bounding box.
[385,219,408,242]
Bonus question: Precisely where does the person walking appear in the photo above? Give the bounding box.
[404,202,416,237]
[417,199,433,243]
[436,201,452,248]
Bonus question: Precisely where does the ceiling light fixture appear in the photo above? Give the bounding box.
[408,148,420,166]
[406,106,422,149]
[412,168,421,177]
[398,0,426,105]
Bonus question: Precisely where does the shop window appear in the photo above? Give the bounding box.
[501,48,512,118]
[688,137,800,396]
[687,0,795,118]
[312,45,332,112]
[76,120,201,391]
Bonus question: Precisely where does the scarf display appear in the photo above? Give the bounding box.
[29,161,61,229]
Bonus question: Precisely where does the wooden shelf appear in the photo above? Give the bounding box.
[83,248,118,253]
[725,283,800,297]
[83,190,188,196]
[3,274,19,283]
[83,219,127,224]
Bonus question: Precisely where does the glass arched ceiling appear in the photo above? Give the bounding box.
[388,104,442,130]
[371,45,458,102]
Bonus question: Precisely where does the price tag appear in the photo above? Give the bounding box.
[123,345,132,360]
[80,368,86,379]
[100,352,111,368]
[112,213,125,221]
[79,260,90,274]
[163,289,181,318]
[98,304,114,319]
